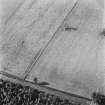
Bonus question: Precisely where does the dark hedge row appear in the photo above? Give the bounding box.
[0,79,81,105]
[91,91,105,105]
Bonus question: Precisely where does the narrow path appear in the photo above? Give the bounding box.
[0,71,91,105]
[23,0,79,80]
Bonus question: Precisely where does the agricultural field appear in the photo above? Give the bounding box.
[0,0,105,104]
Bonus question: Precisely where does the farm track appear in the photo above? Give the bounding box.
[23,0,79,80]
[0,71,91,105]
